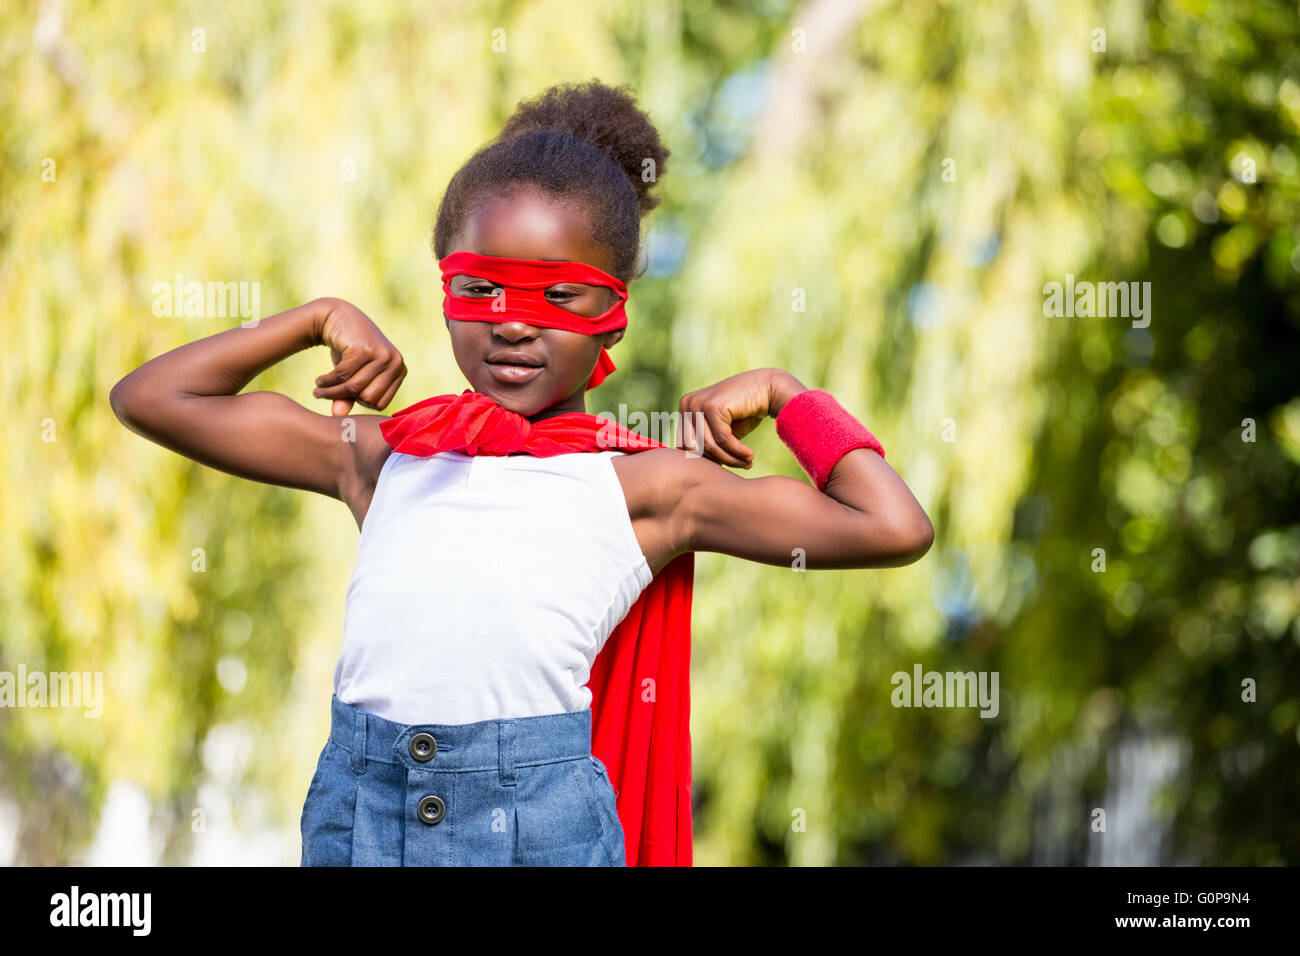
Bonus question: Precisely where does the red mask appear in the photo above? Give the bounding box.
[440,251,628,390]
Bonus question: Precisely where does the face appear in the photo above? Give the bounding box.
[443,186,626,419]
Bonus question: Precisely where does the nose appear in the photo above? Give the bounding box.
[491,320,540,343]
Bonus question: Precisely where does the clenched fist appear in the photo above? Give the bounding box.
[311,298,407,416]
[677,367,806,468]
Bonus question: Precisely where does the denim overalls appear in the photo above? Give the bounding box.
[300,694,626,866]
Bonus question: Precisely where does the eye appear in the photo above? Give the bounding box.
[464,283,503,297]
[545,289,579,301]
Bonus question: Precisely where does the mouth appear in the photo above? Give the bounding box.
[484,350,545,385]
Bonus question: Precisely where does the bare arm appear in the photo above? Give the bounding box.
[108,297,404,511]
[681,447,933,569]
[616,369,934,573]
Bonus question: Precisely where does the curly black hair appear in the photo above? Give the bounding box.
[432,80,670,283]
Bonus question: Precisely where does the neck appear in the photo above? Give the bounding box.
[525,390,587,423]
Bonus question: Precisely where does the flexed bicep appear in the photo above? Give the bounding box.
[110,297,404,504]
[119,390,385,500]
[680,449,934,570]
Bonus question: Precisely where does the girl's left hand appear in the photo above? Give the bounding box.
[677,368,805,468]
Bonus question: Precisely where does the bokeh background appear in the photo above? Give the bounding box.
[2,0,1298,865]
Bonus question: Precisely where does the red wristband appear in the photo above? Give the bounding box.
[774,389,885,490]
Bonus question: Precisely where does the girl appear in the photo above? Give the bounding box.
[110,80,933,867]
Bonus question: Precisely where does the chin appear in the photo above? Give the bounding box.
[468,379,547,416]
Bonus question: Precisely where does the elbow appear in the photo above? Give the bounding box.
[109,378,133,425]
[876,512,934,566]
[908,514,936,562]
[109,375,148,430]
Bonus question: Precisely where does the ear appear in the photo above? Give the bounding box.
[603,328,625,349]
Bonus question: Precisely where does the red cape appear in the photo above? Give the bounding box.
[380,391,694,866]
[588,551,694,866]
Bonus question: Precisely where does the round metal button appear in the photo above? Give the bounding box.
[409,733,437,762]
[417,795,446,826]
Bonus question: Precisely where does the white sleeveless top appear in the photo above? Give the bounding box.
[332,449,653,725]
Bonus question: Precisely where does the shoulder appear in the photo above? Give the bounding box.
[608,446,709,482]
[609,446,734,517]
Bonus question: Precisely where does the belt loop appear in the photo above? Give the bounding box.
[350,707,367,775]
[499,720,516,787]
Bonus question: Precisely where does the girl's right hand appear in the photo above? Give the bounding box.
[313,298,407,416]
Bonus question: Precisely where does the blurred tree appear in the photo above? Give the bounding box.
[1007,0,1300,865]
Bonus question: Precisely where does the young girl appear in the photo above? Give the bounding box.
[110,80,933,867]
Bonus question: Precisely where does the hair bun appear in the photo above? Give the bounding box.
[498,80,669,214]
